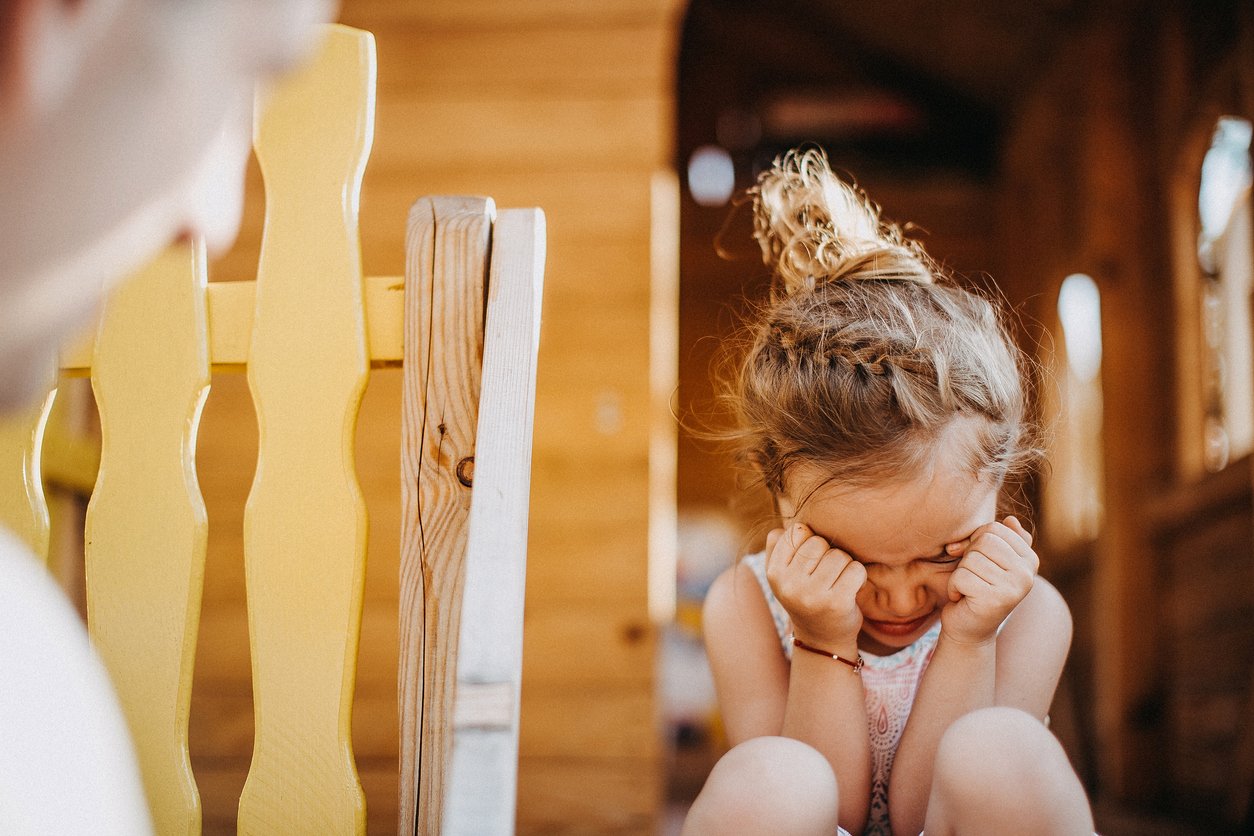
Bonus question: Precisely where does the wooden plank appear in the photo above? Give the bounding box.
[369,27,669,100]
[375,97,668,170]
[85,240,211,836]
[649,171,679,623]
[339,0,684,29]
[399,196,492,836]
[524,518,650,602]
[521,601,655,689]
[60,276,405,373]
[238,24,375,835]
[515,757,659,836]
[444,207,545,835]
[519,687,655,759]
[0,384,54,561]
[358,170,653,264]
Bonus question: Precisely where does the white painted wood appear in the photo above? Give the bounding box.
[443,207,545,836]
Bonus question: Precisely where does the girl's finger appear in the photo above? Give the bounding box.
[954,551,1006,587]
[831,557,868,599]
[792,532,832,575]
[773,524,810,569]
[1004,515,1034,548]
[969,524,1032,564]
[765,528,784,559]
[808,547,852,590]
[948,564,995,601]
[945,538,970,557]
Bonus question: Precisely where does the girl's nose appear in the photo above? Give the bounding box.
[876,578,927,617]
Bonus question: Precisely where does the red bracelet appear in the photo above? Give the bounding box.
[791,636,864,673]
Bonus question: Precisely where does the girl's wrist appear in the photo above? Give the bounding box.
[789,630,860,661]
[938,626,998,651]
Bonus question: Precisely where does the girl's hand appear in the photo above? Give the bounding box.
[765,523,867,651]
[940,516,1039,646]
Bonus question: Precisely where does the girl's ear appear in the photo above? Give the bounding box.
[0,0,106,121]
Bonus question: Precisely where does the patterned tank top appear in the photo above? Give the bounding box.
[742,551,940,836]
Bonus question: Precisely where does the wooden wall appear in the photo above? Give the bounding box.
[995,0,1254,826]
[194,2,685,833]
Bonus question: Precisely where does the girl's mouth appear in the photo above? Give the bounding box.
[863,612,934,638]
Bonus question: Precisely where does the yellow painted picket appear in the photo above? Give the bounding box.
[236,24,375,836]
[84,241,211,836]
[0,385,54,562]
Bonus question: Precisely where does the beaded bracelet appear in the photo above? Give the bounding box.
[790,635,865,674]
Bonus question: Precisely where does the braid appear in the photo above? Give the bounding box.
[724,149,1039,494]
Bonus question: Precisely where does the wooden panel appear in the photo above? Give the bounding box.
[524,518,650,603]
[369,27,669,100]
[0,385,54,561]
[238,25,375,835]
[520,687,656,759]
[527,453,649,525]
[85,241,211,836]
[375,98,667,170]
[340,0,684,28]
[515,757,659,836]
[445,208,545,834]
[521,601,654,688]
[358,171,653,275]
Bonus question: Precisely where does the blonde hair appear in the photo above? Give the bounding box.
[729,148,1036,496]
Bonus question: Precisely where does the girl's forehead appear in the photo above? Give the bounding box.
[785,463,998,561]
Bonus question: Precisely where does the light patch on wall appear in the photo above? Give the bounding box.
[686,145,735,207]
[1058,273,1103,382]
[1043,273,1106,547]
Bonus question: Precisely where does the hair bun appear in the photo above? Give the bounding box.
[750,149,935,294]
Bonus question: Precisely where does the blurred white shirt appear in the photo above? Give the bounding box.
[0,525,153,835]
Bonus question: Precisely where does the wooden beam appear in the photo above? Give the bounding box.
[59,276,405,375]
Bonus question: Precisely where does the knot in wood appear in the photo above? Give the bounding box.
[456,456,475,487]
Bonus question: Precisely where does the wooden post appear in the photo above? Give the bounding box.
[400,196,493,836]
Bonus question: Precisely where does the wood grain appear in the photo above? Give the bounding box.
[85,241,211,836]
[399,196,492,836]
[238,25,375,835]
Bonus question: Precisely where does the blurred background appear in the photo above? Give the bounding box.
[35,0,1254,833]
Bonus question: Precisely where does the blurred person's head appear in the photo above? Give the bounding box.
[0,0,335,409]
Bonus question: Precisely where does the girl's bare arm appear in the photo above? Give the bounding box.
[704,558,874,834]
[888,520,1069,836]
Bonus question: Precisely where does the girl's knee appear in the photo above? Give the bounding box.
[683,737,839,836]
[935,707,1068,790]
[929,708,1092,834]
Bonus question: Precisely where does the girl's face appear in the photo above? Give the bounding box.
[778,422,999,655]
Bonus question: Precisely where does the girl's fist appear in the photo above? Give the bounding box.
[941,515,1038,646]
[765,523,867,650]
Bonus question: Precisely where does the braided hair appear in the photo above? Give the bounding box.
[730,149,1037,495]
